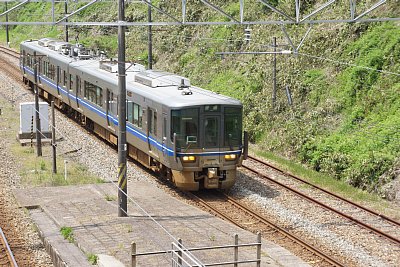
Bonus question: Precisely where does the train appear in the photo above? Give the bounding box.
[20,38,248,191]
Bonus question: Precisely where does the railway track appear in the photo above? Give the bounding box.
[0,46,20,60]
[0,226,18,267]
[191,190,344,267]
[243,155,400,246]
[0,47,22,83]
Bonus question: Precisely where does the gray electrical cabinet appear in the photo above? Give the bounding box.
[19,102,51,139]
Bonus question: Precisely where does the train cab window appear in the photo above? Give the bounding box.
[204,117,218,147]
[171,108,199,149]
[224,107,242,147]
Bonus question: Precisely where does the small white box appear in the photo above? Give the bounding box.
[19,102,50,134]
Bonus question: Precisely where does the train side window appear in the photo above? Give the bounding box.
[76,75,81,95]
[127,101,133,123]
[133,103,142,128]
[26,54,31,68]
[38,58,42,74]
[163,117,167,138]
[22,50,26,66]
[76,75,82,96]
[84,81,103,106]
[107,90,114,114]
[153,111,157,136]
[96,86,103,107]
[63,70,67,87]
[148,109,153,134]
[148,109,157,135]
[69,75,74,91]
[49,64,55,80]
[43,61,49,77]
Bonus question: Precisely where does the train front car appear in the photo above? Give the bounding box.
[169,96,246,191]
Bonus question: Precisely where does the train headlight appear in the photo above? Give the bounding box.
[182,155,196,162]
[224,154,237,161]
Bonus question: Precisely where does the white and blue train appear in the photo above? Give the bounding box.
[20,38,247,190]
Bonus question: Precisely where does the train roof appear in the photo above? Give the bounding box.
[21,39,242,109]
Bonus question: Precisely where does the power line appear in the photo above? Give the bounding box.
[296,52,400,77]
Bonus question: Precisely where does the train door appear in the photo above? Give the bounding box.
[75,75,81,108]
[106,89,111,126]
[147,108,153,152]
[56,66,61,96]
[22,50,26,74]
[203,115,221,149]
[162,113,168,156]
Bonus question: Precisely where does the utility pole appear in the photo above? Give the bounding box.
[5,2,9,46]
[51,101,57,173]
[117,0,128,217]
[148,0,153,69]
[33,51,42,157]
[64,1,69,42]
[272,37,277,105]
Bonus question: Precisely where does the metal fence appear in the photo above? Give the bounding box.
[131,232,262,267]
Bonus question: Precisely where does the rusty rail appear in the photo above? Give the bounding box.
[244,156,400,245]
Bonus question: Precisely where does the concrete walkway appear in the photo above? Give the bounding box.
[14,181,310,267]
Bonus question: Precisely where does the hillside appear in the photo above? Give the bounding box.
[1,1,399,198]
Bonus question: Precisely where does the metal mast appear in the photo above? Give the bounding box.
[148,0,153,69]
[117,0,127,217]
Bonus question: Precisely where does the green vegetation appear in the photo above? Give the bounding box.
[87,253,98,265]
[12,143,104,186]
[299,24,400,191]
[0,96,103,187]
[105,194,116,201]
[0,1,398,197]
[60,226,75,243]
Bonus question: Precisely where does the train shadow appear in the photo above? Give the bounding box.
[226,170,281,200]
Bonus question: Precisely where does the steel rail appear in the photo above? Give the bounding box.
[246,155,400,227]
[242,159,400,246]
[0,226,19,267]
[191,192,344,267]
[0,46,20,59]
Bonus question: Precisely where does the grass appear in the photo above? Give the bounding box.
[60,226,75,243]
[252,148,400,219]
[0,93,104,187]
[105,194,117,201]
[12,143,104,186]
[87,253,98,265]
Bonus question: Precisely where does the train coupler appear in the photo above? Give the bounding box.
[204,168,219,189]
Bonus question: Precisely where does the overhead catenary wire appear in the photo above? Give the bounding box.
[147,30,400,78]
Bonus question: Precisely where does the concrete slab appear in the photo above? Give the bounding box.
[14,181,311,267]
[98,254,125,267]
